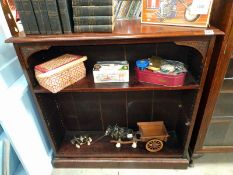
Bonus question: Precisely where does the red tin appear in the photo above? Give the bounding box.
[135,67,186,87]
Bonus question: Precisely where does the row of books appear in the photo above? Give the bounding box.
[115,0,142,20]
[14,0,142,34]
[14,0,72,34]
[72,0,115,33]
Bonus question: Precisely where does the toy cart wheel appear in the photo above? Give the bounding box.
[145,139,163,152]
[184,4,200,22]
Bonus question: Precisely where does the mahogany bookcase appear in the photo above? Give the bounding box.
[6,20,223,168]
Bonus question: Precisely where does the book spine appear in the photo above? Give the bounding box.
[72,6,113,16]
[127,0,139,19]
[73,16,113,25]
[115,1,123,19]
[126,1,134,19]
[31,0,46,34]
[133,0,141,18]
[74,25,113,33]
[13,0,30,34]
[136,1,142,18]
[39,0,52,34]
[117,1,127,19]
[57,0,73,33]
[121,1,131,18]
[72,0,113,6]
[45,0,62,34]
[21,0,40,34]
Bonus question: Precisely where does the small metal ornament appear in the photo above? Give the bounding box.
[70,135,92,149]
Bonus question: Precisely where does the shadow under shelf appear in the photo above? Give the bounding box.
[33,73,199,93]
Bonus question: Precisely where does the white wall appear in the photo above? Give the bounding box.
[0,4,52,175]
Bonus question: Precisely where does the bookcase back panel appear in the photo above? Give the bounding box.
[36,90,196,131]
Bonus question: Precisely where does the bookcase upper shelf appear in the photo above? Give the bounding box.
[33,73,199,93]
[6,20,224,44]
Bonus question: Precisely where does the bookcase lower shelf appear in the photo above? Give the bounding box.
[53,131,188,168]
[57,131,182,158]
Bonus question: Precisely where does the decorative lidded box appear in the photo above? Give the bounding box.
[135,67,186,87]
[135,57,187,87]
[35,54,87,93]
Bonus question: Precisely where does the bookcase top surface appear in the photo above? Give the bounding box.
[6,20,224,44]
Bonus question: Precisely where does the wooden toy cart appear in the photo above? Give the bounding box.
[110,121,169,152]
[137,121,169,152]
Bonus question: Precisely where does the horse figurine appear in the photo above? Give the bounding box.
[105,125,137,148]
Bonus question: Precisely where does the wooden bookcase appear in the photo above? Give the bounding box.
[190,0,233,155]
[6,20,223,169]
